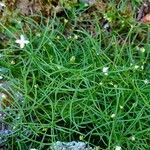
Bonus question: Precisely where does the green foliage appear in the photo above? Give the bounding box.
[60,0,78,9]
[0,0,150,149]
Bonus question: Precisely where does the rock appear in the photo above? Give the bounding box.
[50,141,95,150]
[0,2,5,13]
[79,0,96,6]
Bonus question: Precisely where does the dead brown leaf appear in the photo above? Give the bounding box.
[137,0,150,21]
[141,13,150,22]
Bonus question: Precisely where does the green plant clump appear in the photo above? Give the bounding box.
[0,0,150,149]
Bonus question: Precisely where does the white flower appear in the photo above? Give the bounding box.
[139,47,145,53]
[74,34,79,39]
[68,35,72,39]
[140,47,145,53]
[99,82,103,85]
[0,76,3,80]
[15,35,29,48]
[109,82,114,85]
[0,2,6,7]
[96,52,100,55]
[130,63,133,66]
[114,84,117,88]
[136,46,145,53]
[102,67,109,75]
[115,145,122,150]
[16,116,20,120]
[141,65,144,70]
[11,60,15,65]
[111,113,116,118]
[34,84,38,88]
[36,33,41,37]
[0,93,7,99]
[130,136,135,141]
[79,135,84,140]
[119,105,123,109]
[64,18,68,24]
[134,65,139,69]
[144,79,149,84]
[130,25,134,28]
[56,35,60,39]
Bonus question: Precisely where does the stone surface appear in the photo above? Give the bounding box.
[50,141,95,150]
[79,0,96,5]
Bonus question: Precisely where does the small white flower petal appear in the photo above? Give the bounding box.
[134,65,139,69]
[15,40,20,44]
[109,82,114,85]
[25,40,29,44]
[130,136,135,141]
[99,82,103,85]
[119,105,123,109]
[36,33,41,37]
[0,93,7,99]
[11,60,15,64]
[141,65,144,70]
[64,19,68,23]
[130,63,133,66]
[144,79,149,84]
[20,43,25,49]
[34,84,38,88]
[74,34,79,39]
[136,46,140,50]
[20,34,24,39]
[102,67,109,75]
[114,84,117,88]
[115,145,122,150]
[111,113,116,118]
[103,67,109,72]
[140,47,145,53]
